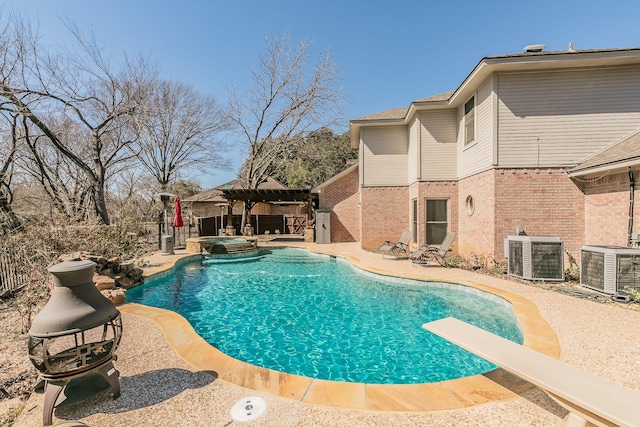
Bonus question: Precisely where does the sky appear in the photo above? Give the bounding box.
[6,0,640,189]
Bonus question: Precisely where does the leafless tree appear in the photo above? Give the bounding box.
[0,17,156,224]
[226,34,343,230]
[18,116,93,221]
[0,111,22,234]
[136,80,230,190]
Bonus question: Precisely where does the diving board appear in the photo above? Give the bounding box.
[423,317,640,427]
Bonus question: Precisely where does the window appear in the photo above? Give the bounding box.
[465,195,475,216]
[412,199,418,243]
[464,96,475,145]
[425,199,448,245]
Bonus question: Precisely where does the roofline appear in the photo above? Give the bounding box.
[451,47,640,107]
[350,48,640,148]
[570,127,640,175]
[569,158,640,177]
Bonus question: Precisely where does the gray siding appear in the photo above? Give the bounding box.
[458,77,495,179]
[497,66,640,167]
[420,110,457,180]
[361,126,408,186]
[408,117,420,183]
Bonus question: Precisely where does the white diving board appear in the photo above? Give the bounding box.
[423,317,640,427]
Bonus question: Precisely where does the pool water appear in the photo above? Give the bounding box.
[127,248,523,384]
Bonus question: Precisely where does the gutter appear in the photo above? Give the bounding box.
[629,168,635,246]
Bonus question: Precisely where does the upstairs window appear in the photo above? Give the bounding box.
[464,96,475,145]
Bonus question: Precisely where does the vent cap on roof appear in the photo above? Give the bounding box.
[523,44,546,52]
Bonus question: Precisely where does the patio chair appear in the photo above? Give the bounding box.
[410,232,456,267]
[377,231,412,258]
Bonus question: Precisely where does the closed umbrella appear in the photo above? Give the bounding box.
[173,196,184,228]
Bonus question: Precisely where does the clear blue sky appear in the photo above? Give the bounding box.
[6,0,640,189]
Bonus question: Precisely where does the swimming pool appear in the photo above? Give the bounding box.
[127,247,523,384]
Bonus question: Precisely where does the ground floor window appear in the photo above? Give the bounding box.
[425,199,448,245]
[412,198,418,243]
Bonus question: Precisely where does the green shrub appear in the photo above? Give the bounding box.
[445,255,464,268]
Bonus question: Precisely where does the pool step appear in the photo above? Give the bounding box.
[266,253,329,264]
[204,242,257,254]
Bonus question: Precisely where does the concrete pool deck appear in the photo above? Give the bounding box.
[15,241,640,426]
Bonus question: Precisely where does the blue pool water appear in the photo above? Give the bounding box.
[127,248,523,384]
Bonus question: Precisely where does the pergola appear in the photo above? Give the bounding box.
[220,188,319,232]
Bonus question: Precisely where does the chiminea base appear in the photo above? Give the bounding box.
[41,359,120,426]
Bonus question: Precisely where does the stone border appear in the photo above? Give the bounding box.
[121,245,559,411]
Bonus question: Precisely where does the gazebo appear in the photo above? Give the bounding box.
[221,188,318,239]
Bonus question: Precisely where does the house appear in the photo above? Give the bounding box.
[322,47,640,262]
[183,177,309,235]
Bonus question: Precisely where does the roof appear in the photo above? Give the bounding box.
[349,47,640,147]
[351,91,454,123]
[413,90,455,104]
[570,128,640,176]
[183,177,288,203]
[182,188,225,203]
[214,177,287,191]
[352,108,408,122]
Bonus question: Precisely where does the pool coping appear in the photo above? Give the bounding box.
[120,244,560,412]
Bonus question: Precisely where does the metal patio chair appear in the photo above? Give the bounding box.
[377,231,412,258]
[410,232,456,267]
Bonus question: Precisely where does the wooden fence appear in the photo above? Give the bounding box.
[0,240,28,297]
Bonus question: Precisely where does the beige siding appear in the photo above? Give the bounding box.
[419,110,457,180]
[458,77,495,179]
[408,117,420,183]
[497,66,640,167]
[361,126,408,186]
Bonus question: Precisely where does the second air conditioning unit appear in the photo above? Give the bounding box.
[580,245,640,295]
[505,236,564,281]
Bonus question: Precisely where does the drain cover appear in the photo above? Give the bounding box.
[230,396,267,422]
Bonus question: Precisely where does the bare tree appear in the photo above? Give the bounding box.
[0,112,22,233]
[226,34,343,230]
[18,116,93,221]
[0,17,156,224]
[136,80,229,190]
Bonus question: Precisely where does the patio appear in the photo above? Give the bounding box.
[14,242,640,426]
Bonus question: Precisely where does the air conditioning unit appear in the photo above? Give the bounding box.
[505,236,564,281]
[580,245,640,295]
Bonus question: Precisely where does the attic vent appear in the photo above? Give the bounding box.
[523,44,546,52]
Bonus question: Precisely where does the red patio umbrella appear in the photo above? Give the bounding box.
[173,196,184,228]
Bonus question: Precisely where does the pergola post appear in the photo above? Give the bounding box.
[226,199,235,236]
[305,195,315,243]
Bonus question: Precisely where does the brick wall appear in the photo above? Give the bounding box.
[361,186,410,250]
[415,181,459,253]
[580,170,639,246]
[318,166,360,243]
[494,168,585,260]
[458,170,495,256]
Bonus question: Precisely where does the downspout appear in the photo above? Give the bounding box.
[629,168,635,246]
